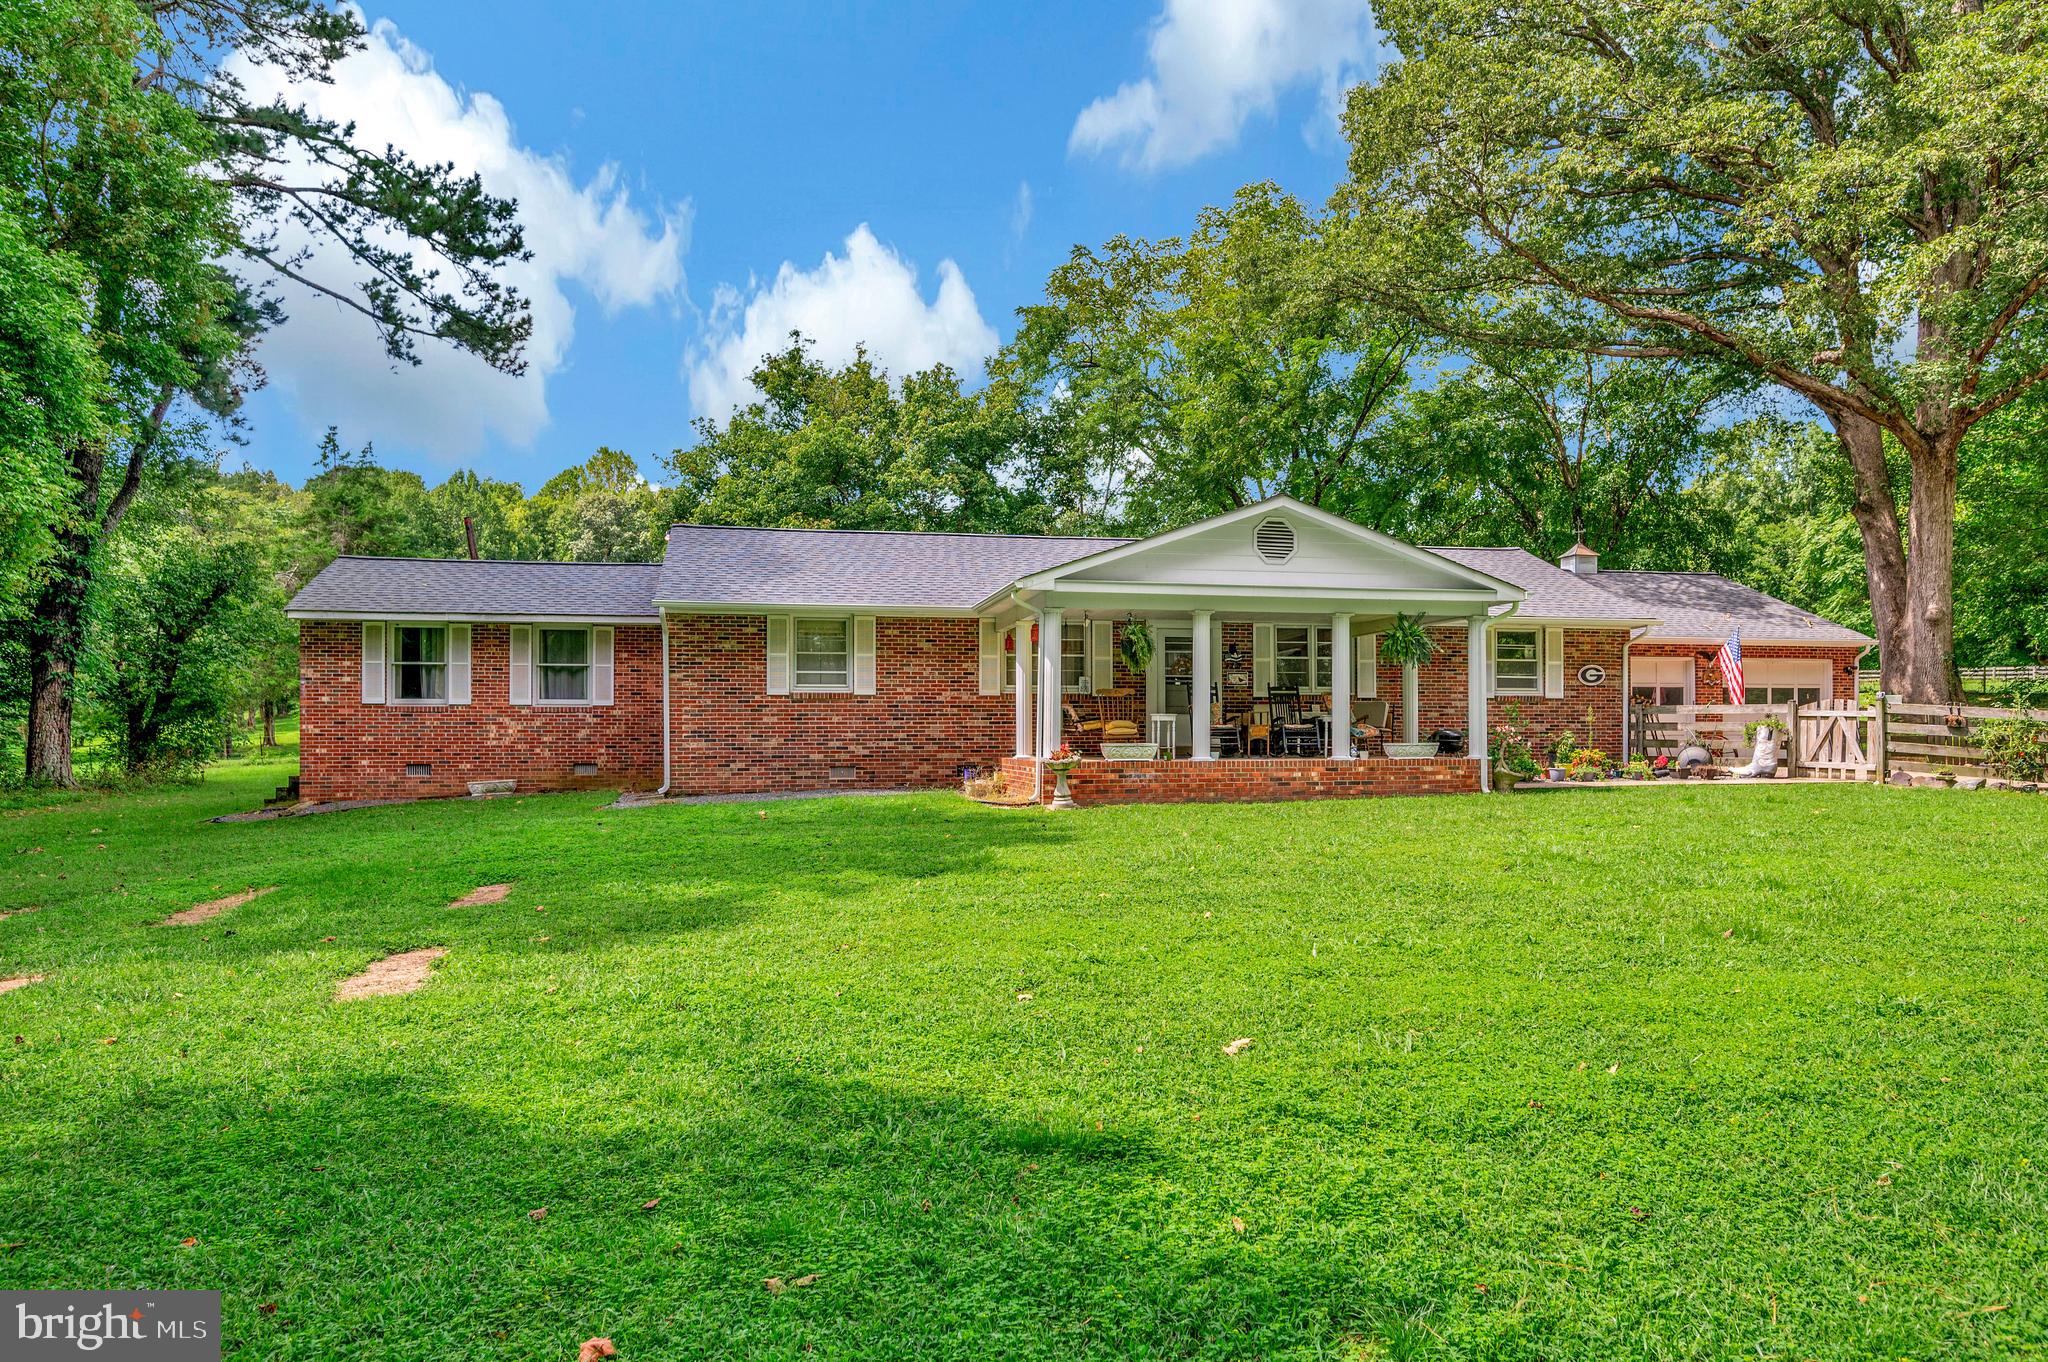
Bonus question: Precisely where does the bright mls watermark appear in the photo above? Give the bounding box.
[5,1292,220,1359]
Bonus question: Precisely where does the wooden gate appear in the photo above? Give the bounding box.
[1796,704,1873,779]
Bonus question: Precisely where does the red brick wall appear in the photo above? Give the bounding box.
[1020,755,1481,805]
[298,621,663,800]
[1402,626,1631,761]
[668,614,1011,795]
[1630,642,1863,704]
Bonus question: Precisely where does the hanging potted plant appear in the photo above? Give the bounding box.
[1118,618,1154,676]
[1379,614,1441,758]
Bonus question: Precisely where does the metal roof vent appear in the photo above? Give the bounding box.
[1254,517,1296,564]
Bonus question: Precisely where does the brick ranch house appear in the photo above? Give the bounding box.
[286,496,1871,804]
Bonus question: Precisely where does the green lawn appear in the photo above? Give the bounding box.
[2,764,2044,1360]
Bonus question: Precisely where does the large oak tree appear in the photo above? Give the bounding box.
[1337,0,2048,699]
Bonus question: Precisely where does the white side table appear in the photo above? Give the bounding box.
[1148,713,1177,757]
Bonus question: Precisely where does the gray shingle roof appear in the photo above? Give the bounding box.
[1594,570,1874,644]
[287,557,662,619]
[1426,547,1658,621]
[656,525,1130,608]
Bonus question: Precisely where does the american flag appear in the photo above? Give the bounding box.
[1716,629,1744,704]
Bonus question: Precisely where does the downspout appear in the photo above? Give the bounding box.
[1620,624,1651,764]
[656,609,672,796]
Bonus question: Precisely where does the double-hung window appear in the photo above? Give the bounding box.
[394,625,448,701]
[1747,660,1828,706]
[537,627,591,702]
[1492,629,1541,695]
[1273,626,1333,691]
[1060,621,1086,691]
[794,618,851,690]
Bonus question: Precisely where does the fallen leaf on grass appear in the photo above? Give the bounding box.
[528,1208,548,1222]
[789,1273,820,1288]
[641,1198,661,1211]
[1230,1217,1246,1234]
[1222,1037,1254,1056]
[763,1277,785,1295]
[1606,1063,1620,1074]
[179,1237,197,1247]
[1628,1207,1647,1220]
[258,1304,277,1316]
[1015,991,1033,1002]
[577,1339,617,1362]
[1722,928,1734,938]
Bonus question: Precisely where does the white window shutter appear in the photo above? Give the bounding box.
[1210,626,1223,692]
[448,625,472,704]
[1091,620,1114,694]
[1544,627,1566,698]
[509,625,533,705]
[1357,633,1377,698]
[852,615,877,695]
[592,626,615,705]
[765,615,791,694]
[977,618,1001,696]
[360,622,386,704]
[1252,623,1275,697]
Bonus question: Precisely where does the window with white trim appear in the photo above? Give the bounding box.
[537,626,591,702]
[1273,626,1333,691]
[1492,628,1541,695]
[1747,658,1828,706]
[794,618,851,690]
[1061,621,1086,691]
[1630,656,1690,706]
[393,625,448,701]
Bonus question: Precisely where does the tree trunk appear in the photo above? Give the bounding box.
[25,649,76,784]
[1829,409,1909,691]
[261,699,277,749]
[1896,439,1961,703]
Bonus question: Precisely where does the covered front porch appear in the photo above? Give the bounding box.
[974,500,1525,802]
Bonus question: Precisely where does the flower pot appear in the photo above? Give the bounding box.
[1045,760,1081,809]
[1491,767,1522,793]
[1385,741,1439,760]
[1546,767,1565,782]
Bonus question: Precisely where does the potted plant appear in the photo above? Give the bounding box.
[1623,757,1652,780]
[1378,612,1437,670]
[1117,619,1154,676]
[1566,747,1608,782]
[1547,730,1577,782]
[1489,723,1537,791]
[1652,753,1672,778]
[1044,745,1082,809]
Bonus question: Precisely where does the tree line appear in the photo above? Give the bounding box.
[5,0,2047,784]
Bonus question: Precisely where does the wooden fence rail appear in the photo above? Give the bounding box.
[1631,697,2048,782]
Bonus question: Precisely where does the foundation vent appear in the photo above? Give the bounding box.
[1254,517,1295,564]
[405,763,432,777]
[829,765,859,782]
[572,762,598,777]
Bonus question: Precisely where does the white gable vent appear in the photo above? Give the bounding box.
[1254,517,1296,564]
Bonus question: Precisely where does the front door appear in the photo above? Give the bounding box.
[1160,630,1194,755]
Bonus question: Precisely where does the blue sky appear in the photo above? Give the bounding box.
[237,1,1384,488]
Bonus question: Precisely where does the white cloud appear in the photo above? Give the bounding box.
[234,15,688,460]
[1010,181,1035,241]
[686,225,999,421]
[1071,0,1378,170]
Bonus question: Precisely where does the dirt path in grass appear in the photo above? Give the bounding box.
[158,886,275,926]
[335,948,447,1001]
[0,974,45,994]
[449,883,513,908]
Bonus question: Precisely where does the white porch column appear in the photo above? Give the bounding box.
[1467,614,1491,791]
[1012,624,1033,758]
[1038,608,1063,756]
[1191,610,1213,760]
[1329,612,1352,758]
[1401,662,1419,743]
